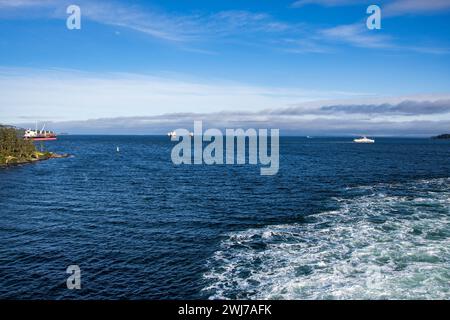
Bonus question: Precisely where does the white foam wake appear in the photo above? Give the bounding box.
[203,178,450,299]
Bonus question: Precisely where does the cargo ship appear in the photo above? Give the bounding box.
[23,124,57,141]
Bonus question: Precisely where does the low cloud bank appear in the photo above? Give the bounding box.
[12,99,450,136]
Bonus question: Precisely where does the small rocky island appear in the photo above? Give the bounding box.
[0,126,69,167]
[432,134,450,140]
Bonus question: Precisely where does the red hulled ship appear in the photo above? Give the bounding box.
[23,124,57,141]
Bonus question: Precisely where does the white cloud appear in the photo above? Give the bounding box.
[12,97,450,136]
[2,67,448,136]
[0,67,367,123]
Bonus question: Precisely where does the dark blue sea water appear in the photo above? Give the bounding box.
[1,136,450,299]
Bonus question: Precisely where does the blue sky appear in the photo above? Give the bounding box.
[1,0,450,134]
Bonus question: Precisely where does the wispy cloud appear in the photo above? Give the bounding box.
[0,0,447,55]
[0,0,56,8]
[320,23,393,49]
[314,22,449,54]
[0,0,299,43]
[0,0,194,41]
[209,10,292,34]
[289,1,450,53]
[291,0,450,16]
[384,0,450,17]
[78,2,204,42]
[291,0,364,8]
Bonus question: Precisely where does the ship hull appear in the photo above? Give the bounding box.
[25,137,57,141]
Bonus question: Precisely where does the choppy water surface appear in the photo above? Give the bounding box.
[0,136,449,299]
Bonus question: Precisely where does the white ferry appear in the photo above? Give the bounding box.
[354,136,375,143]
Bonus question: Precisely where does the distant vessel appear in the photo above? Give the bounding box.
[168,131,193,138]
[23,123,57,141]
[116,146,120,152]
[354,136,375,143]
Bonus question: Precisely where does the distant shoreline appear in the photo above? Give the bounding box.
[432,134,450,140]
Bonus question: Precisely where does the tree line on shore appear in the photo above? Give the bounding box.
[0,126,42,165]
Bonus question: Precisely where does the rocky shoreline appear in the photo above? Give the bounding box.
[0,152,71,167]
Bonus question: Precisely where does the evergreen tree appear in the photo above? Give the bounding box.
[0,127,38,165]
